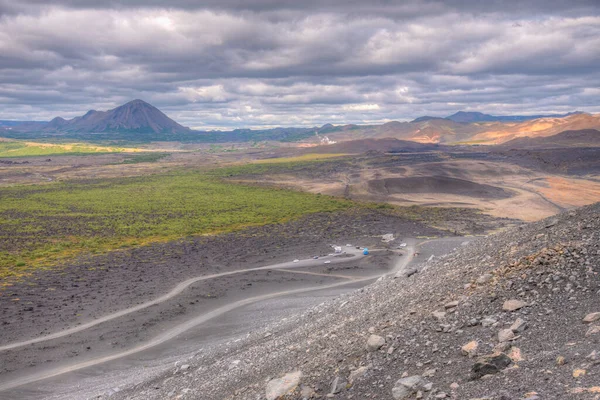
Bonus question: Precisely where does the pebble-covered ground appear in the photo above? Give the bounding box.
[113,202,600,400]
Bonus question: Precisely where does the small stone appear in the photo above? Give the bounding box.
[435,393,448,399]
[573,369,586,378]
[586,325,600,337]
[583,312,600,323]
[180,364,190,371]
[508,347,523,362]
[510,318,528,333]
[461,341,479,357]
[444,301,459,309]
[300,385,316,399]
[422,368,436,377]
[366,335,386,352]
[498,329,516,343]
[266,371,302,400]
[494,342,512,353]
[471,353,512,380]
[392,376,431,400]
[450,382,459,390]
[481,317,497,327]
[348,366,368,384]
[503,299,526,312]
[476,274,493,284]
[432,311,446,320]
[330,376,347,394]
[586,350,597,360]
[556,356,566,366]
[387,346,395,355]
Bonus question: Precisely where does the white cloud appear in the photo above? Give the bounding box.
[342,104,380,111]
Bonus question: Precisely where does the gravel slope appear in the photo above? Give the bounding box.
[113,202,600,400]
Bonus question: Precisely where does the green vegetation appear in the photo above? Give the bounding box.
[119,153,170,164]
[0,140,127,158]
[0,170,351,280]
[212,154,351,177]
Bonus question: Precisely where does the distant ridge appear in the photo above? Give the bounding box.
[501,129,600,148]
[411,110,585,123]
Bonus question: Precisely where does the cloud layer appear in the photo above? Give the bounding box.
[1,0,599,129]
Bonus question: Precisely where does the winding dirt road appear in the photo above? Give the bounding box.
[0,242,417,393]
[0,249,365,353]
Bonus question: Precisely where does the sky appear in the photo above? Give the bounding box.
[1,0,599,130]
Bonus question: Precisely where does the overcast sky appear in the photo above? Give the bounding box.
[1,0,599,129]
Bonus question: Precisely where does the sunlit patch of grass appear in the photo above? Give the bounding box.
[0,140,137,158]
[0,170,352,280]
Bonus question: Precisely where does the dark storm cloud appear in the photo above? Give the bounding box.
[0,0,599,128]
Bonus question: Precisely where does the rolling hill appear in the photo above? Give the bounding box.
[500,129,600,148]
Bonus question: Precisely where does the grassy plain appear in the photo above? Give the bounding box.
[0,140,134,158]
[0,169,352,281]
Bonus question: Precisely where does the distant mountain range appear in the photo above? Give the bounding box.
[1,100,599,145]
[411,111,584,123]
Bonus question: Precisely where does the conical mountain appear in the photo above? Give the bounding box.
[45,100,190,134]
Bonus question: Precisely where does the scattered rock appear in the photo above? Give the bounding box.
[432,311,446,320]
[366,335,385,352]
[266,371,302,400]
[573,369,587,378]
[510,318,528,333]
[481,317,497,327]
[508,347,523,362]
[556,356,566,366]
[330,376,347,394]
[348,366,368,384]
[300,385,316,399]
[503,299,526,312]
[586,325,600,337]
[444,300,459,309]
[461,341,479,357]
[392,376,431,400]
[583,312,600,323]
[471,353,513,380]
[476,274,493,284]
[498,328,516,343]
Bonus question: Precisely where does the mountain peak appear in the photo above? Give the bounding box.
[122,99,152,107]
